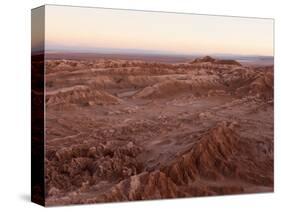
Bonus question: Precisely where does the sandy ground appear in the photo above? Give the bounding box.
[44,56,273,206]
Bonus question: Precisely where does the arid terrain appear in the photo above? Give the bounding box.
[44,54,274,206]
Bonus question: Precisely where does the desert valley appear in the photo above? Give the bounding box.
[39,53,274,205]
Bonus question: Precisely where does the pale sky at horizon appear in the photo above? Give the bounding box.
[42,5,274,56]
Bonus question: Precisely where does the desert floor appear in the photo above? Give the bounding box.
[44,56,273,205]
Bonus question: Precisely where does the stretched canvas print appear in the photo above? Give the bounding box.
[31,5,274,206]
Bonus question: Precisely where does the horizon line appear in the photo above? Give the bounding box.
[37,48,274,58]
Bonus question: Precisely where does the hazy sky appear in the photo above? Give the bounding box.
[44,5,274,56]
